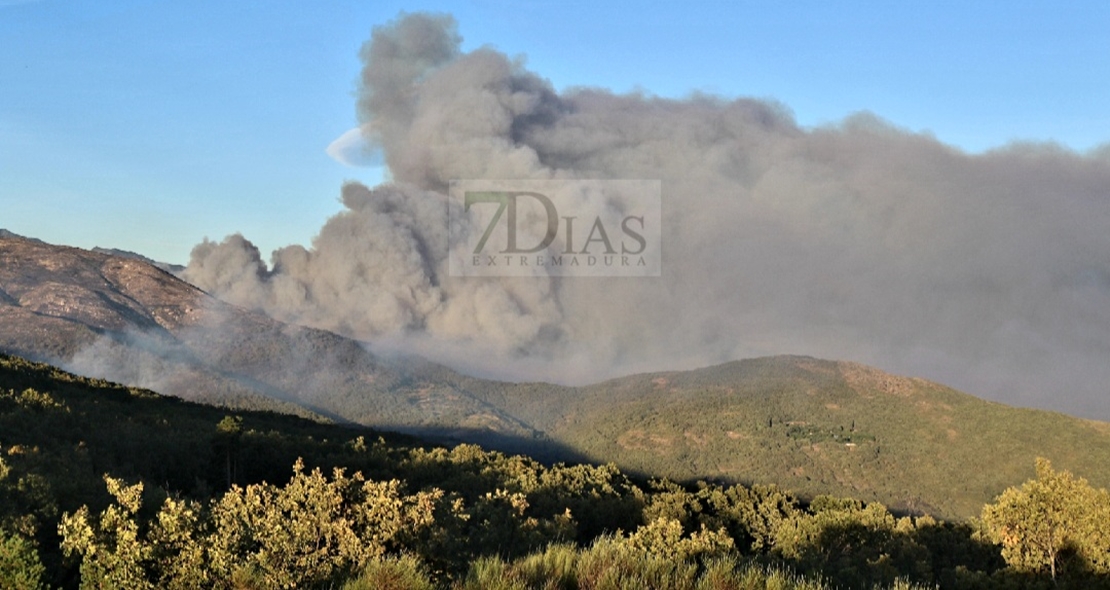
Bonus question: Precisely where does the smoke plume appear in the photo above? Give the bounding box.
[184,13,1110,419]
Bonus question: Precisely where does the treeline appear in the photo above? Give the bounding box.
[1,353,1109,589]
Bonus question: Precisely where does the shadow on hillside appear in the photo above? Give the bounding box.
[382,425,596,466]
[777,517,1110,589]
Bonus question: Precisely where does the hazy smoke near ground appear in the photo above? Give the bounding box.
[184,13,1110,419]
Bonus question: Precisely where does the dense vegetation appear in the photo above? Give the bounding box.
[2,353,1109,589]
[453,357,1110,519]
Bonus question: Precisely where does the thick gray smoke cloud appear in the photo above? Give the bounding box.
[184,13,1110,419]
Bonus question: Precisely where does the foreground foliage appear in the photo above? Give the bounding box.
[981,458,1110,580]
[2,353,1110,588]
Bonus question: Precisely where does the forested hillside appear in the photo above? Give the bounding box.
[3,353,1110,589]
[451,356,1110,520]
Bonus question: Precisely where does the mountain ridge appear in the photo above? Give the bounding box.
[449,354,1110,518]
[0,233,536,437]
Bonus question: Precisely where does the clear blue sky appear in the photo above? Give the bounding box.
[2,0,1108,264]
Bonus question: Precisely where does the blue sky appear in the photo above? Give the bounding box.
[2,0,1108,264]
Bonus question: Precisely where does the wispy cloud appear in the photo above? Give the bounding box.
[325,125,383,168]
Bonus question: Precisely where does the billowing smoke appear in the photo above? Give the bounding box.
[184,13,1110,419]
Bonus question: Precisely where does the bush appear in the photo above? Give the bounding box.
[342,555,435,590]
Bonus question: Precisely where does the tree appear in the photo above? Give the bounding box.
[59,476,154,590]
[0,529,46,590]
[981,458,1110,580]
[214,415,243,489]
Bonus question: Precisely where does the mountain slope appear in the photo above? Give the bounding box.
[2,352,1041,590]
[455,356,1110,518]
[0,234,536,439]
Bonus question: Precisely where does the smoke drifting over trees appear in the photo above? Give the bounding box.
[184,13,1110,419]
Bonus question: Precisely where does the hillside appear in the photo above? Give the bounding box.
[0,352,1067,588]
[0,233,537,440]
[6,352,1110,589]
[89,246,186,274]
[452,356,1110,519]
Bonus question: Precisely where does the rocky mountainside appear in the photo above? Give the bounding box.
[90,246,186,274]
[0,233,536,440]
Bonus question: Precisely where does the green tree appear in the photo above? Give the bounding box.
[214,415,243,489]
[59,476,154,590]
[0,529,46,590]
[625,517,735,561]
[981,458,1110,580]
[58,460,447,588]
